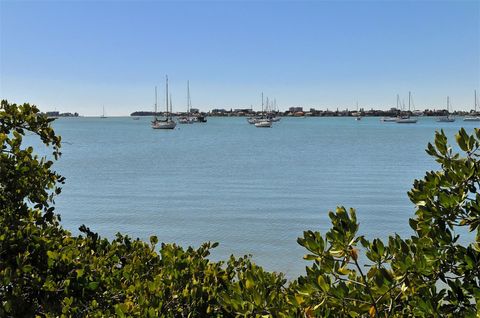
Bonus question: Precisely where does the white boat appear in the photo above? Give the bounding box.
[464,90,480,122]
[100,106,107,118]
[247,117,260,124]
[382,95,401,122]
[270,117,281,122]
[354,101,362,120]
[265,97,281,122]
[251,92,273,127]
[179,81,194,124]
[437,117,455,123]
[178,118,191,124]
[396,92,417,124]
[437,96,455,122]
[254,120,272,128]
[152,76,176,130]
[193,115,207,123]
[396,117,418,124]
[153,119,176,129]
[151,86,159,125]
[248,116,273,124]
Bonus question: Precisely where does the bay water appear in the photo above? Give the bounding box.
[47,116,476,277]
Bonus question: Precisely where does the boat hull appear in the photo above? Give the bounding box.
[194,116,207,123]
[254,121,272,128]
[152,120,176,129]
[437,116,455,122]
[179,117,194,124]
[396,118,417,124]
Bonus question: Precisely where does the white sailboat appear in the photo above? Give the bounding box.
[179,81,194,124]
[152,76,176,129]
[464,90,480,122]
[254,92,272,128]
[354,101,362,121]
[151,86,159,125]
[248,92,270,125]
[396,92,417,123]
[270,98,281,122]
[100,106,107,118]
[381,95,400,122]
[255,120,272,128]
[437,96,455,122]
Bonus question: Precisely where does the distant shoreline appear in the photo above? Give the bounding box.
[46,110,478,118]
[130,109,477,118]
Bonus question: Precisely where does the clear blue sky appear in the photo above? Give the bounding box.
[1,0,479,115]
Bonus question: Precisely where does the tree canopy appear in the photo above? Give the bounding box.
[1,100,479,317]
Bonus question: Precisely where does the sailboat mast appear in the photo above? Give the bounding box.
[166,75,169,115]
[170,94,173,119]
[447,96,449,112]
[396,94,400,109]
[475,89,477,112]
[187,81,190,115]
[408,91,411,111]
[155,86,158,118]
[261,92,264,114]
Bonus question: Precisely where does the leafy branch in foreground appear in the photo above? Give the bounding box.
[294,128,480,317]
[1,100,479,317]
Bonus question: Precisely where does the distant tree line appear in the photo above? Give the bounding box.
[44,111,79,117]
[132,108,474,118]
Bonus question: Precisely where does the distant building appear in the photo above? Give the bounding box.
[289,106,303,113]
[190,108,200,113]
[234,108,251,113]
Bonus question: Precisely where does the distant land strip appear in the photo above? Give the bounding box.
[131,107,477,118]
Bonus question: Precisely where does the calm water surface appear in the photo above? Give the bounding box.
[48,116,476,277]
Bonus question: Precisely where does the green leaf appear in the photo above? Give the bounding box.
[317,275,330,292]
[115,305,126,318]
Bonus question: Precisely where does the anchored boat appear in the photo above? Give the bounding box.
[152,76,176,130]
[437,96,455,122]
[396,92,417,124]
[464,90,480,122]
[254,120,272,128]
[179,81,194,124]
